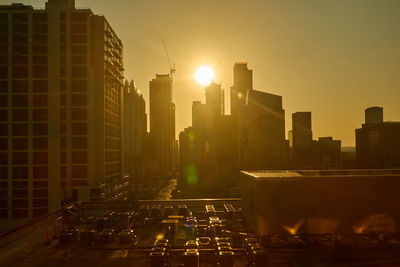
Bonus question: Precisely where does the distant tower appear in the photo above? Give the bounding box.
[365,106,383,124]
[292,112,313,150]
[205,82,224,119]
[230,63,252,117]
[149,74,175,178]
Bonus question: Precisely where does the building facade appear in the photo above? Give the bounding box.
[0,0,125,218]
[356,107,400,169]
[149,74,175,180]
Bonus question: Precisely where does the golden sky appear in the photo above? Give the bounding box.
[13,0,400,146]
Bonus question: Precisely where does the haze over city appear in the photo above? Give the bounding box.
[5,0,400,146]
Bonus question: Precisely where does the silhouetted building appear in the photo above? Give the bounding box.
[123,80,146,196]
[0,0,125,218]
[149,74,175,180]
[230,63,252,118]
[242,90,288,169]
[365,106,383,124]
[205,82,224,119]
[192,101,212,129]
[356,107,400,168]
[311,137,341,169]
[291,112,313,168]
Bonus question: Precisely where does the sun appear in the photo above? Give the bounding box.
[195,66,214,86]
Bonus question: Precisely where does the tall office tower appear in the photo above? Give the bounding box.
[149,74,175,179]
[292,112,313,168]
[356,107,400,169]
[242,90,288,169]
[311,137,341,169]
[192,101,212,129]
[230,63,252,118]
[205,82,224,120]
[0,0,125,219]
[123,80,146,192]
[365,106,383,124]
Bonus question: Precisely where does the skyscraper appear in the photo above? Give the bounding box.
[356,107,400,169]
[205,82,224,119]
[0,0,125,219]
[123,80,146,194]
[230,63,252,118]
[292,112,313,168]
[149,74,175,179]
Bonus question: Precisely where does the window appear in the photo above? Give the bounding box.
[13,181,27,188]
[61,166,66,179]
[12,109,28,121]
[0,110,7,121]
[71,35,86,44]
[12,124,28,136]
[33,152,48,164]
[60,79,66,91]
[71,12,87,22]
[71,94,86,106]
[0,153,7,164]
[60,94,66,106]
[59,23,66,33]
[12,13,28,23]
[33,137,47,150]
[33,189,47,198]
[12,138,28,150]
[33,199,47,207]
[12,66,28,78]
[33,123,47,136]
[72,151,87,164]
[12,80,28,93]
[33,80,47,93]
[33,66,47,78]
[60,137,66,149]
[71,108,86,120]
[71,66,86,78]
[33,55,47,65]
[33,95,48,107]
[0,138,7,150]
[12,95,28,107]
[72,137,87,149]
[60,108,66,120]
[33,109,48,121]
[33,181,47,188]
[60,55,66,65]
[60,65,66,77]
[71,55,86,64]
[12,166,28,179]
[71,80,86,92]
[33,166,47,179]
[0,95,7,107]
[0,124,7,136]
[71,45,86,54]
[12,153,28,165]
[72,166,87,178]
[71,123,86,135]
[0,80,7,93]
[60,123,66,135]
[71,24,86,34]
[13,199,28,208]
[60,151,66,164]
[0,66,7,79]
[13,209,28,218]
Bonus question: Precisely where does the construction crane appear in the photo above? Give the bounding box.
[162,38,176,77]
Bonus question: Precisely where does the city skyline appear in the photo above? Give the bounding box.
[3,0,400,147]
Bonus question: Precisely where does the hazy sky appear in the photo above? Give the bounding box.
[9,0,400,146]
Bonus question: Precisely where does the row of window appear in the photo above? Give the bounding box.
[0,123,48,136]
[0,166,48,179]
[0,137,48,150]
[0,79,87,93]
[0,181,47,189]
[0,109,48,121]
[0,152,48,165]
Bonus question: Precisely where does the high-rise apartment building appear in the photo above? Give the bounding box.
[149,74,175,179]
[0,0,125,218]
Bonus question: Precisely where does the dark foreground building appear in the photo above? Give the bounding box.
[0,0,126,219]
